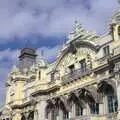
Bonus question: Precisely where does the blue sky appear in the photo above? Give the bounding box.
[0,0,118,106]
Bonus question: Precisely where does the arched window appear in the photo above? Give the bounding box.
[107,92,118,113]
[98,81,118,114]
[75,102,83,116]
[90,102,99,114]
[28,111,34,120]
[118,26,120,37]
[51,109,57,120]
[21,115,26,120]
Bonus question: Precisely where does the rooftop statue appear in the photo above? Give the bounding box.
[36,58,48,68]
[11,65,19,75]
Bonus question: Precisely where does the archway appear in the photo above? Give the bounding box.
[28,111,34,120]
[21,114,26,120]
[98,80,118,113]
[78,87,99,114]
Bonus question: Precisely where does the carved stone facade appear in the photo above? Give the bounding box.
[1,2,120,120]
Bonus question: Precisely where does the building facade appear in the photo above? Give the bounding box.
[1,3,120,120]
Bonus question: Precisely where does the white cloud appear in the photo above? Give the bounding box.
[0,0,118,42]
[0,49,19,62]
[0,0,119,104]
[0,49,20,106]
[37,45,61,62]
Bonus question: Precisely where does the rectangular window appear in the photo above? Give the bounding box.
[80,59,87,72]
[75,104,83,116]
[108,95,117,113]
[39,71,41,80]
[63,111,69,119]
[90,103,99,114]
[68,64,75,74]
[103,45,110,56]
[51,72,55,81]
[51,110,57,120]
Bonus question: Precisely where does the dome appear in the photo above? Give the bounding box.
[111,9,120,24]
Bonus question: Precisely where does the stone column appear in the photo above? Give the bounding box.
[117,84,120,119]
[35,96,48,120]
[86,103,90,115]
[116,75,120,119]
[83,107,87,115]
[71,102,75,118]
[58,109,63,120]
[34,110,38,120]
[103,95,108,114]
[99,103,104,115]
[12,109,22,120]
[48,111,52,120]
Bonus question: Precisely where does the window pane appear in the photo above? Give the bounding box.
[80,59,87,72]
[63,111,69,119]
[103,46,110,56]
[75,104,83,116]
[51,109,57,120]
[68,64,75,74]
[90,103,99,114]
[108,95,118,113]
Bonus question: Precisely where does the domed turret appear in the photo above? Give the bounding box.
[19,48,37,70]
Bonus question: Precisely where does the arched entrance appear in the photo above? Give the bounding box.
[28,111,34,120]
[21,114,26,120]
[98,80,118,113]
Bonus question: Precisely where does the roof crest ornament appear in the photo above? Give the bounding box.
[68,20,85,41]
[67,20,98,43]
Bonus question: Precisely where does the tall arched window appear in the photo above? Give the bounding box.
[75,103,83,116]
[118,26,120,37]
[98,81,118,114]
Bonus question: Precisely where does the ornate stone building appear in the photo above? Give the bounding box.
[1,2,120,120]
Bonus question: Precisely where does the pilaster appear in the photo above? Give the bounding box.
[12,109,22,120]
[35,95,47,120]
[58,109,63,120]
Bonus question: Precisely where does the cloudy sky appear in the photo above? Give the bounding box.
[0,0,118,106]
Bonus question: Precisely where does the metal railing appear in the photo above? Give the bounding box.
[61,67,91,85]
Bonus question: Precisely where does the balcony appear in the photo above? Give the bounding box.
[61,67,91,85]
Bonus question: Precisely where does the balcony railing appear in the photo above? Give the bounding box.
[61,67,91,85]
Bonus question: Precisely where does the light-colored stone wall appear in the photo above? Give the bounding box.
[1,4,120,120]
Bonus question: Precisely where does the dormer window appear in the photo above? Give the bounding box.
[103,45,110,56]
